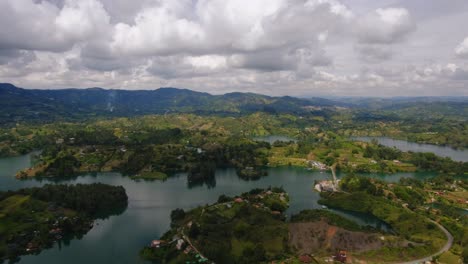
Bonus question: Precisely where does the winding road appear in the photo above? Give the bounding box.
[398,220,453,264]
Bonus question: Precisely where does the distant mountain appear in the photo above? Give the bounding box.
[329,96,468,110]
[0,83,344,125]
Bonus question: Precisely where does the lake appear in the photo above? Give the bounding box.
[0,150,437,264]
[352,136,468,162]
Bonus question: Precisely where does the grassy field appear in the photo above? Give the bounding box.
[319,192,447,262]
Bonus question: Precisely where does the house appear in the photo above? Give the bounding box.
[176,239,185,250]
[333,250,347,263]
[150,240,165,248]
[298,254,312,263]
[49,228,62,235]
[26,242,38,252]
[234,198,243,203]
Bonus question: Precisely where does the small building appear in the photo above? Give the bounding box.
[176,239,185,250]
[298,254,312,263]
[26,242,38,252]
[234,198,243,203]
[150,240,165,248]
[49,228,62,235]
[333,250,347,263]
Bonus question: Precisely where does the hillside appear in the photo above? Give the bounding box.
[0,83,342,125]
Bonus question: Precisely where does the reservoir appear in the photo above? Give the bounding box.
[0,147,442,264]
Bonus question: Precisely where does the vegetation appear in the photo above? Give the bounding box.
[2,112,465,183]
[0,184,128,262]
[0,85,466,263]
[140,188,290,264]
[290,209,367,232]
[317,174,468,262]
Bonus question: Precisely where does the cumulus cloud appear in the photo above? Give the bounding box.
[0,0,109,52]
[108,0,351,56]
[0,0,466,96]
[355,8,415,44]
[353,7,415,63]
[455,37,468,58]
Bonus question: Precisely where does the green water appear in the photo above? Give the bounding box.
[0,151,438,264]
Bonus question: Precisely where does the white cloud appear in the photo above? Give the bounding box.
[0,0,467,96]
[0,0,110,52]
[352,7,415,63]
[455,37,468,58]
[355,8,415,44]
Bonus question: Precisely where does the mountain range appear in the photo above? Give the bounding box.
[1,83,466,125]
[0,83,343,124]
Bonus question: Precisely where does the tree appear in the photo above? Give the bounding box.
[170,208,185,226]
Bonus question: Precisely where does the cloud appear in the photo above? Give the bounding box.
[355,8,415,44]
[147,55,228,79]
[355,44,393,63]
[0,0,467,96]
[455,37,468,58]
[0,0,110,52]
[229,46,331,73]
[0,49,36,65]
[107,0,352,57]
[352,7,415,63]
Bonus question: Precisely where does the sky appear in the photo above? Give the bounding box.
[0,0,467,97]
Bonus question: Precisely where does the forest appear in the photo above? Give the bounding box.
[0,183,128,262]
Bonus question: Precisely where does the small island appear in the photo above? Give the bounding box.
[0,183,128,263]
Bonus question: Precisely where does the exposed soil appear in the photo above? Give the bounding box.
[288,220,389,255]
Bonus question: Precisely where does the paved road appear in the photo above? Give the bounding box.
[397,220,453,264]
